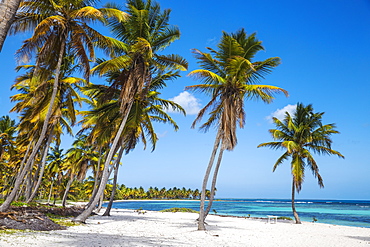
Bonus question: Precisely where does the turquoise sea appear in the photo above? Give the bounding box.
[105,199,370,228]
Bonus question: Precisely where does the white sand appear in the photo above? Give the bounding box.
[1,208,370,247]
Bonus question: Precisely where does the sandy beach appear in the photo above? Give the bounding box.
[1,208,370,247]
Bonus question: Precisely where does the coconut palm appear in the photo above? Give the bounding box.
[0,116,17,160]
[0,0,127,212]
[188,28,288,230]
[0,116,18,198]
[79,69,184,216]
[106,72,185,216]
[257,103,344,223]
[9,56,86,203]
[73,0,187,222]
[44,145,65,204]
[61,135,98,207]
[0,0,22,51]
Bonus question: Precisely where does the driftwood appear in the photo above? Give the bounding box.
[0,206,85,231]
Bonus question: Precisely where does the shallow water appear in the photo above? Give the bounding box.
[105,199,370,228]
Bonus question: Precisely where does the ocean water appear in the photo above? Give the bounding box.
[105,199,370,228]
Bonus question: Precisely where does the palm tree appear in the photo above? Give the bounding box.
[257,103,344,223]
[61,135,98,207]
[0,0,127,212]
[44,145,65,204]
[0,116,17,160]
[73,0,187,223]
[10,55,86,203]
[80,70,184,216]
[187,29,288,230]
[0,116,18,198]
[0,0,22,51]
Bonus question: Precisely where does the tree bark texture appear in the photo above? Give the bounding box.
[85,153,104,209]
[292,179,301,224]
[103,148,124,216]
[198,129,222,230]
[24,171,32,201]
[0,0,22,51]
[204,146,225,217]
[62,177,74,207]
[47,180,54,204]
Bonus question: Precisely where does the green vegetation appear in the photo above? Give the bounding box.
[188,28,288,230]
[134,207,147,214]
[0,0,342,230]
[278,216,293,221]
[45,213,81,227]
[4,184,205,203]
[0,229,26,235]
[258,103,344,224]
[0,200,27,207]
[160,208,198,213]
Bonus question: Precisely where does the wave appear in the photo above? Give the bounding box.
[249,200,314,204]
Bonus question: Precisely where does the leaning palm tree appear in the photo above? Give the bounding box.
[257,103,344,223]
[0,0,127,212]
[9,55,86,203]
[77,71,185,216]
[103,71,185,216]
[73,0,187,222]
[188,29,288,230]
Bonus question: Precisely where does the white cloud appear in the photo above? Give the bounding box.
[266,104,297,122]
[206,37,217,46]
[167,91,201,115]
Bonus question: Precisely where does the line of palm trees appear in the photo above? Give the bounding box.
[0,0,344,230]
[0,0,186,222]
[0,121,208,202]
[112,185,209,200]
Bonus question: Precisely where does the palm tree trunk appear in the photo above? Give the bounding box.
[198,129,222,230]
[73,102,133,223]
[27,134,53,203]
[204,145,225,217]
[85,169,101,209]
[0,41,65,212]
[292,179,301,224]
[85,152,104,209]
[14,141,33,183]
[14,182,24,201]
[0,0,22,51]
[47,180,54,204]
[62,176,74,207]
[53,193,57,205]
[103,148,124,216]
[96,193,104,213]
[96,164,115,213]
[86,146,116,209]
[25,171,32,201]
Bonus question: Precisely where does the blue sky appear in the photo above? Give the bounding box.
[1,0,370,200]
